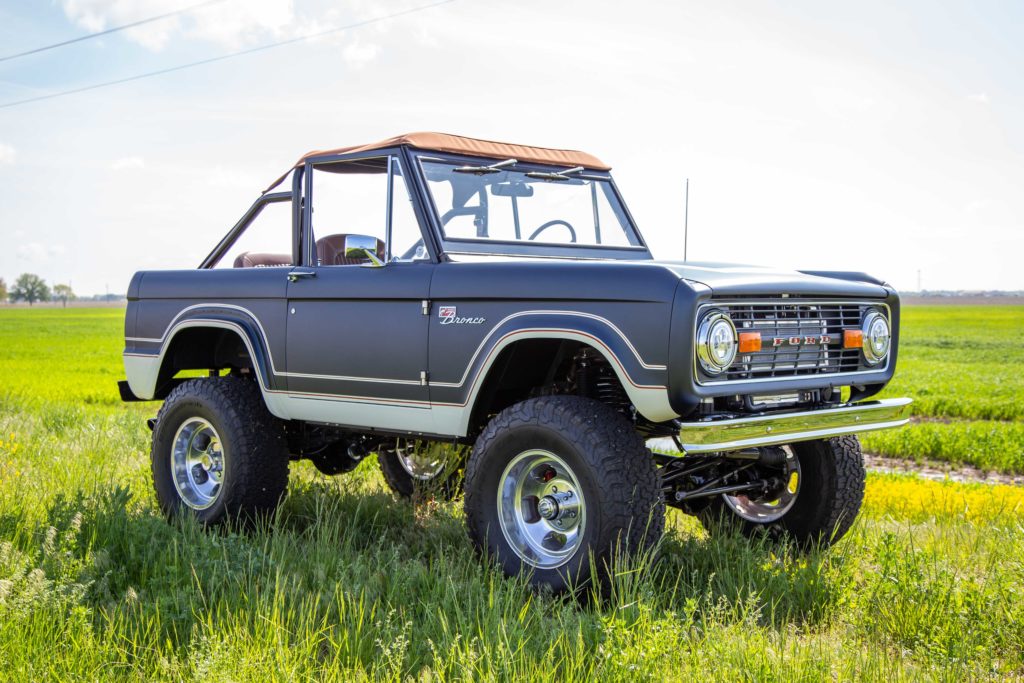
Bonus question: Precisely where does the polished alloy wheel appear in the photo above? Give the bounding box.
[170,417,225,510]
[497,449,586,569]
[396,441,450,480]
[723,446,800,523]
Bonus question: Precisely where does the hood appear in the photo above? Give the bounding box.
[656,261,891,298]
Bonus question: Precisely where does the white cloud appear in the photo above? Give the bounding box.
[341,37,380,68]
[111,156,145,170]
[965,198,992,214]
[0,142,15,165]
[967,93,990,104]
[60,0,110,32]
[61,0,295,52]
[16,242,66,262]
[57,0,405,57]
[123,17,181,51]
[185,0,294,49]
[208,165,262,189]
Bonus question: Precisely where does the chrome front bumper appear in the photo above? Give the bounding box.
[676,398,913,454]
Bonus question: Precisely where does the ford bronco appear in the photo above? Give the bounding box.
[120,132,911,591]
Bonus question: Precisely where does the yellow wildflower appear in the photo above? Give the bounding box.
[864,474,1024,524]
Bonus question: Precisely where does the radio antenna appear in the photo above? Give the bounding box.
[683,178,690,261]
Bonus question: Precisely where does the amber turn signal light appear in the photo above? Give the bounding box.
[738,332,762,353]
[843,329,864,349]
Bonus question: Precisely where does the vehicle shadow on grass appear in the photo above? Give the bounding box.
[279,481,854,630]
[651,517,856,628]
[19,477,478,653]
[20,478,851,666]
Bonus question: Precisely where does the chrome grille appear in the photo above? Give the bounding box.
[697,301,882,384]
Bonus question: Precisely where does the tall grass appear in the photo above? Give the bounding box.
[1,307,1023,679]
[2,398,1023,678]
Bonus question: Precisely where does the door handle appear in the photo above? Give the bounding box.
[287,270,317,282]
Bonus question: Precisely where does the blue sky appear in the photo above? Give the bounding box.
[0,0,1021,295]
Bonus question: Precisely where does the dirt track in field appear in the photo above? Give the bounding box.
[648,438,1023,486]
[862,453,1024,486]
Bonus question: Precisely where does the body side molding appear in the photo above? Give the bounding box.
[123,303,678,435]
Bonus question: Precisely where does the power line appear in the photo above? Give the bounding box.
[0,0,455,110]
[0,0,230,63]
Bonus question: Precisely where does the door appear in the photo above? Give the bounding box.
[284,153,436,433]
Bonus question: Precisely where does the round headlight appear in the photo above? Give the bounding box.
[697,312,737,375]
[861,310,891,365]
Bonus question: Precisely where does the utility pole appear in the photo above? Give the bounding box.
[917,269,922,292]
[683,178,689,262]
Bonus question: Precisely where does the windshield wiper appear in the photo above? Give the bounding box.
[453,158,517,175]
[524,165,585,182]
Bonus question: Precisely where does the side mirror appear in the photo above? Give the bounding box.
[343,234,384,267]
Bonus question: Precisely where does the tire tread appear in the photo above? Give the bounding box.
[464,396,664,589]
[152,377,288,524]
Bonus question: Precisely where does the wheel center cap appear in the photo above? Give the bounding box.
[191,463,209,484]
[537,496,559,520]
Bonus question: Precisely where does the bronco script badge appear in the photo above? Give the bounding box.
[439,306,486,326]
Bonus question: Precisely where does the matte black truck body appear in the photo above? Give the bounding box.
[124,260,901,438]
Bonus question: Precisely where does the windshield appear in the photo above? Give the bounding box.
[418,158,644,252]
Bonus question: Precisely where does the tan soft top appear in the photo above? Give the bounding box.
[265,132,610,192]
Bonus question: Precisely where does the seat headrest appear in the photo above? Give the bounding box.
[232,252,292,268]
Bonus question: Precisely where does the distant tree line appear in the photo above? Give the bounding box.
[1,273,77,307]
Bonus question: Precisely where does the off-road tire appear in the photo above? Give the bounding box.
[464,396,664,592]
[151,377,289,526]
[378,443,464,501]
[700,435,866,547]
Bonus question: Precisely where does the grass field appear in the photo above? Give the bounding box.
[861,305,1024,473]
[1,306,1023,680]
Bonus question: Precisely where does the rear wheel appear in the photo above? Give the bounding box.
[378,440,465,500]
[151,377,289,526]
[699,436,865,547]
[464,396,664,592]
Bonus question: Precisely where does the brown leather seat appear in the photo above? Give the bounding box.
[315,234,385,266]
[233,252,292,268]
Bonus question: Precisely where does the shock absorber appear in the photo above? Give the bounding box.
[574,349,631,416]
[575,350,592,398]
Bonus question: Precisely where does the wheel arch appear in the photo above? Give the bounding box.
[452,323,678,436]
[124,315,285,417]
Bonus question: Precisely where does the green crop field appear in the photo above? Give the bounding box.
[861,305,1024,472]
[1,306,1022,680]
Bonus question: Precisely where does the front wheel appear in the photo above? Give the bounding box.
[699,436,866,547]
[464,396,664,592]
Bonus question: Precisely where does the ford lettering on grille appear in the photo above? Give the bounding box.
[771,335,833,347]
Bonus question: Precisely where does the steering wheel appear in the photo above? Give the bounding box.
[528,219,577,243]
